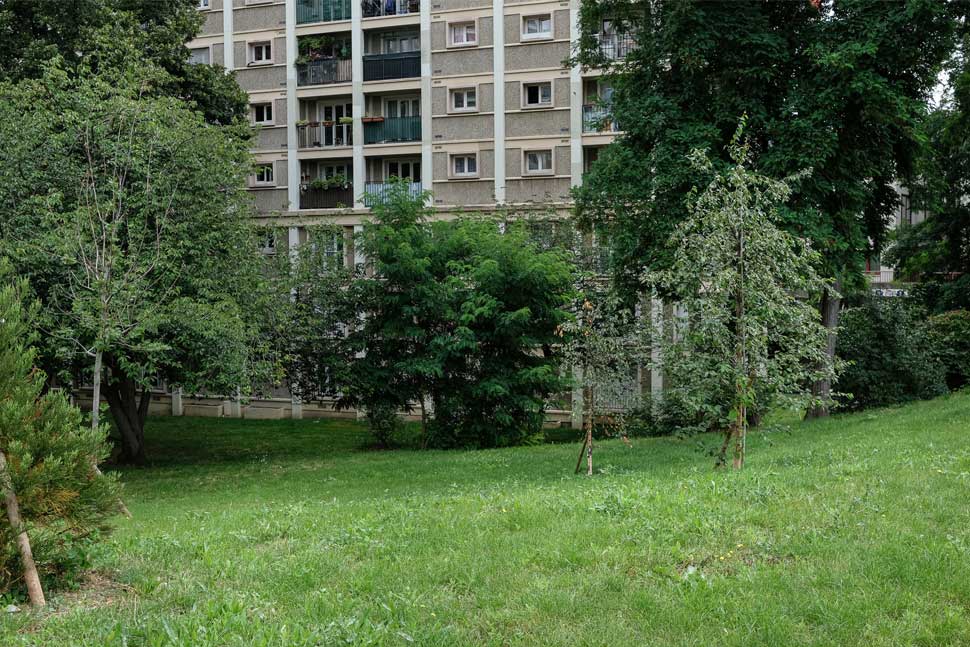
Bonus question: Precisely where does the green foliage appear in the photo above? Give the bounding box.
[262,225,359,406]
[835,298,948,411]
[926,309,970,391]
[0,62,267,462]
[0,271,120,597]
[648,130,833,462]
[0,0,248,125]
[343,181,574,448]
[573,1,960,296]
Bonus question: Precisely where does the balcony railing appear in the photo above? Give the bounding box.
[363,116,421,144]
[301,185,354,209]
[298,122,353,148]
[362,0,419,18]
[597,32,635,60]
[363,181,423,205]
[297,0,352,23]
[362,51,420,81]
[582,104,620,133]
[297,59,352,86]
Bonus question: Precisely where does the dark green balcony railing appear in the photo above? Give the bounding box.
[362,51,420,81]
[297,59,352,86]
[301,185,354,209]
[363,116,421,144]
[297,0,352,23]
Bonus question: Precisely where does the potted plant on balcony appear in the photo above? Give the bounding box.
[361,115,385,124]
[338,116,353,125]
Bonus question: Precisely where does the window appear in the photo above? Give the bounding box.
[188,47,210,65]
[380,32,420,54]
[522,14,552,40]
[451,88,477,112]
[252,103,273,125]
[451,154,478,177]
[250,41,272,64]
[524,149,553,175]
[449,21,477,46]
[254,163,275,185]
[523,82,552,108]
[197,0,210,9]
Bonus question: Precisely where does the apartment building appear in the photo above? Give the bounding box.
[187,0,628,242]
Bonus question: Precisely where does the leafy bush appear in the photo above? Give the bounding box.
[926,310,970,390]
[0,275,120,597]
[835,298,948,410]
[343,181,573,449]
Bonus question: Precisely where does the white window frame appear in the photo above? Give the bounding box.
[197,0,210,10]
[450,87,478,113]
[521,14,553,41]
[448,21,478,47]
[252,103,274,125]
[450,153,479,178]
[523,149,554,176]
[253,163,275,186]
[249,41,273,65]
[522,81,553,109]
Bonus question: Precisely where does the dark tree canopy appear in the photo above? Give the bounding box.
[889,9,970,311]
[0,0,247,124]
[573,0,960,295]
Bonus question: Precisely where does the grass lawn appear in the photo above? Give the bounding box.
[2,392,969,646]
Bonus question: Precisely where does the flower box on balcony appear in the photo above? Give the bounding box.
[361,116,385,123]
[321,120,335,127]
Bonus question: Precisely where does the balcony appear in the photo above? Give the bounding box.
[363,116,421,144]
[301,184,354,209]
[597,32,635,60]
[297,0,352,23]
[362,0,419,18]
[363,52,420,81]
[363,181,423,205]
[298,121,353,148]
[582,105,620,133]
[297,59,352,86]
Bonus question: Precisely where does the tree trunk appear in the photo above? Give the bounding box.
[585,386,594,476]
[806,283,841,419]
[0,451,46,607]
[90,350,102,431]
[103,368,146,465]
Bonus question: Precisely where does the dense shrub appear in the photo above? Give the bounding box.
[835,298,948,410]
[0,275,120,597]
[926,310,970,390]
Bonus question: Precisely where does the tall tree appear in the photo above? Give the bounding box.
[0,62,266,464]
[889,9,970,311]
[648,130,833,469]
[0,0,247,124]
[573,0,959,416]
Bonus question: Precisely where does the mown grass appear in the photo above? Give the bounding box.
[2,392,969,646]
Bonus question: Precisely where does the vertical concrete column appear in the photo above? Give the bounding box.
[420,0,433,200]
[285,0,300,211]
[568,0,583,187]
[171,387,184,417]
[222,0,234,71]
[492,0,505,203]
[352,0,366,208]
[650,296,664,399]
[291,396,304,419]
[571,366,584,430]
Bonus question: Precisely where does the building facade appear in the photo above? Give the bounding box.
[188,0,625,241]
